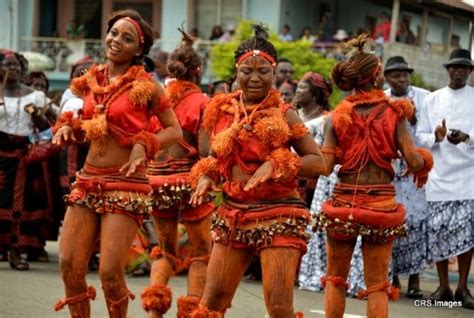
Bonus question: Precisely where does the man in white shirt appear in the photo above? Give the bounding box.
[384,56,430,300]
[416,48,474,309]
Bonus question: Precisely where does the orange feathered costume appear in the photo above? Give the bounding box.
[190,89,311,253]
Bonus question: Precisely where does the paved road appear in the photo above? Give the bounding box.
[0,241,473,318]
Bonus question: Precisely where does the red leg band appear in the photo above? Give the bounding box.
[177,296,201,318]
[54,286,97,311]
[106,290,135,313]
[321,275,350,291]
[190,304,224,318]
[357,281,400,300]
[141,284,172,314]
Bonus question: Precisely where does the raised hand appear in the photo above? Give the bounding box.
[434,118,447,142]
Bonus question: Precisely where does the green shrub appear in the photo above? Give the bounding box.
[210,19,343,107]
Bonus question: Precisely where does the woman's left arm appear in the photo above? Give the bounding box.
[151,80,183,149]
[286,109,328,177]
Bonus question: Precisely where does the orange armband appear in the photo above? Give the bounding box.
[266,148,301,182]
[411,148,433,188]
[189,157,220,188]
[132,131,161,159]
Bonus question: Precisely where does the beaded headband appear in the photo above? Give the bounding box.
[121,17,145,47]
[236,49,276,67]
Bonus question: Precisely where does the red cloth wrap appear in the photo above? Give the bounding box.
[213,203,310,254]
[320,183,406,241]
[66,162,152,225]
[332,91,410,178]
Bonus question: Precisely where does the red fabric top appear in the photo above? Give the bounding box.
[81,66,167,144]
[212,99,297,201]
[332,91,405,178]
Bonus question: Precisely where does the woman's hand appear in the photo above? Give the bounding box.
[189,175,220,206]
[244,161,273,191]
[120,143,147,177]
[52,125,76,146]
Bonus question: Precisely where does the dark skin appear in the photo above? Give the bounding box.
[385,68,422,293]
[191,54,327,317]
[384,70,418,125]
[191,55,327,205]
[295,80,325,121]
[322,65,426,317]
[54,18,182,318]
[275,61,294,86]
[431,64,473,299]
[1,55,35,271]
[433,65,472,145]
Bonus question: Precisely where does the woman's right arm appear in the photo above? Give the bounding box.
[320,114,337,176]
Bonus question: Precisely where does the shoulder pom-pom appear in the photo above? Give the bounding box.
[332,100,353,135]
[389,98,414,120]
[70,75,89,97]
[129,80,159,107]
[202,93,231,134]
[290,123,309,140]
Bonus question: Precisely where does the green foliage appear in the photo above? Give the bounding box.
[209,19,343,107]
[411,72,434,91]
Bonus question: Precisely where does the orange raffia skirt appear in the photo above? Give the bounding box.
[66,162,153,225]
[314,183,406,242]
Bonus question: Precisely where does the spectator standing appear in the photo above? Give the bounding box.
[384,56,430,299]
[279,24,293,42]
[275,58,294,88]
[416,48,474,309]
[396,17,416,45]
[149,48,170,85]
[373,12,391,43]
[209,25,223,41]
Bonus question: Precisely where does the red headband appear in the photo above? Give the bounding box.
[121,17,145,47]
[236,49,276,67]
[360,62,381,84]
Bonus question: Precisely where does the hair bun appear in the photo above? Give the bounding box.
[253,24,269,40]
[167,60,187,78]
[331,61,361,91]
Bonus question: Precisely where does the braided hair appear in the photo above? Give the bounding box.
[234,24,277,64]
[167,27,202,82]
[331,34,380,91]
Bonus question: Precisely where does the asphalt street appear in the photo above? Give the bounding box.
[0,241,473,318]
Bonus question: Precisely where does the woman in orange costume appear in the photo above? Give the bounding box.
[188,25,327,318]
[315,35,433,318]
[141,30,213,318]
[52,10,182,318]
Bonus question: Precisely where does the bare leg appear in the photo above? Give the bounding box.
[457,249,473,291]
[184,215,212,297]
[325,235,356,318]
[435,260,450,290]
[59,206,100,317]
[260,247,301,318]
[99,213,139,318]
[362,240,393,318]
[150,216,178,286]
[199,243,254,313]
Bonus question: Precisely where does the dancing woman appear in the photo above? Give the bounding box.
[141,30,213,318]
[189,25,327,317]
[315,35,433,318]
[52,9,182,317]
